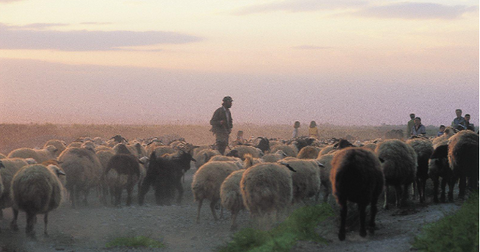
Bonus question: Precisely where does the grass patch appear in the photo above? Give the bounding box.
[413,192,479,252]
[218,203,334,252]
[106,235,165,249]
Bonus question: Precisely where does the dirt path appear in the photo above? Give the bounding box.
[0,168,461,252]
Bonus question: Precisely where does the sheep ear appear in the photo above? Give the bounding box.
[378,158,385,163]
[0,161,5,169]
[315,161,324,168]
[57,170,66,176]
[283,163,297,172]
[191,157,197,162]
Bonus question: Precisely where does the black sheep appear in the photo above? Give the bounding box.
[428,144,454,203]
[448,130,479,199]
[139,151,195,206]
[105,153,140,206]
[330,147,384,241]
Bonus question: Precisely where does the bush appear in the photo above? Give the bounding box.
[105,235,165,249]
[413,192,479,252]
[218,203,334,252]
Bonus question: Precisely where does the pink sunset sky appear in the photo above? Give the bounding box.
[0,0,478,126]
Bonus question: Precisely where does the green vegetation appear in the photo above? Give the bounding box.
[105,235,165,249]
[413,192,479,252]
[218,203,334,252]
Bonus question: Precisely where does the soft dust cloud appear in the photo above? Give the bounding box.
[0,59,478,127]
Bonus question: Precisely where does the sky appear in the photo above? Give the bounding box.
[0,0,478,127]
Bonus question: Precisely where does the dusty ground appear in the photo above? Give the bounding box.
[0,167,461,252]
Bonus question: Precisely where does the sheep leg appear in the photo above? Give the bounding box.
[126,186,133,206]
[440,177,447,203]
[115,187,122,206]
[196,199,203,223]
[10,208,19,231]
[230,210,238,231]
[401,183,410,207]
[83,189,90,206]
[447,178,454,202]
[432,176,440,203]
[322,183,330,203]
[26,212,36,238]
[210,200,219,221]
[394,184,402,207]
[368,197,378,234]
[338,200,347,241]
[175,180,183,205]
[383,185,389,210]
[358,203,367,238]
[44,213,49,237]
[458,175,466,200]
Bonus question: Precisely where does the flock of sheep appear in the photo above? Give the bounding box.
[0,127,478,242]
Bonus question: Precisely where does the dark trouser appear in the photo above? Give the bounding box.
[215,132,230,155]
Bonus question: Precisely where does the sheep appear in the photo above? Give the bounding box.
[319,145,335,156]
[428,145,454,203]
[58,147,103,208]
[375,139,417,209]
[7,145,58,164]
[193,149,221,170]
[406,138,434,203]
[296,146,321,159]
[0,158,29,218]
[66,141,82,148]
[270,144,297,157]
[448,130,479,199]
[0,153,6,159]
[278,158,323,204]
[139,150,195,206]
[262,150,287,163]
[220,169,246,230]
[43,139,67,157]
[432,126,455,148]
[96,150,115,204]
[240,162,296,228]
[330,147,384,241]
[10,164,65,237]
[151,146,176,158]
[317,154,334,203]
[0,162,4,202]
[105,152,140,206]
[227,146,263,159]
[192,161,240,223]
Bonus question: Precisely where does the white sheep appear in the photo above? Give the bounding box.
[220,169,246,230]
[228,145,263,159]
[191,161,240,223]
[296,146,321,159]
[279,158,323,204]
[240,162,295,228]
[406,138,434,203]
[270,144,298,157]
[7,145,58,163]
[58,147,103,208]
[10,164,65,237]
[0,158,29,217]
[316,153,335,203]
[43,139,67,157]
[261,150,287,163]
[193,149,221,169]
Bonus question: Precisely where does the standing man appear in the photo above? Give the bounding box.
[210,96,233,155]
[407,113,415,138]
[451,109,467,131]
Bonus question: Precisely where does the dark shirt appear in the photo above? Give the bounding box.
[210,106,233,134]
[452,117,467,130]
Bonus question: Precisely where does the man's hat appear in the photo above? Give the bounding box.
[223,96,233,102]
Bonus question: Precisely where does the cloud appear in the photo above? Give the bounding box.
[0,0,23,3]
[0,23,202,51]
[16,23,70,29]
[232,0,367,15]
[353,2,478,20]
[80,22,113,25]
[293,45,333,50]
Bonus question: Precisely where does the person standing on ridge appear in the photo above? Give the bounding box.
[210,96,233,155]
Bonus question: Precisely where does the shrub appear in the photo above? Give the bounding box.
[218,203,334,252]
[105,235,165,249]
[413,192,479,252]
